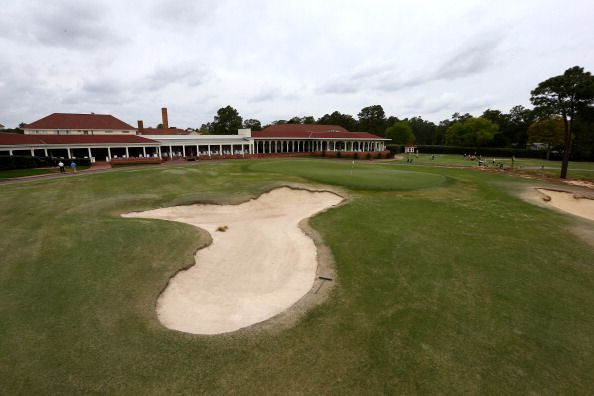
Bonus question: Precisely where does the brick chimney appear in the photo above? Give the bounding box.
[137,120,144,134]
[161,108,169,129]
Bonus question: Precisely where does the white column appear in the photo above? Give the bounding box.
[157,146,162,158]
[169,145,173,157]
[30,148,35,156]
[125,147,129,158]
[9,149,13,156]
[142,146,146,157]
[219,144,223,155]
[87,147,92,158]
[44,148,48,156]
[208,145,212,156]
[231,145,234,155]
[107,147,112,160]
[182,145,186,157]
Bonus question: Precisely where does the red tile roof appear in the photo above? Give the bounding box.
[24,113,135,130]
[138,128,190,135]
[253,124,385,139]
[0,133,157,146]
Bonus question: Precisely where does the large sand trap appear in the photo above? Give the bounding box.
[123,187,343,334]
[537,189,594,221]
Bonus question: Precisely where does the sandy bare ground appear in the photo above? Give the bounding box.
[563,180,594,189]
[537,189,594,221]
[123,187,343,335]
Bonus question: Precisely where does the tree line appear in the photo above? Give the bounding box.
[200,66,594,172]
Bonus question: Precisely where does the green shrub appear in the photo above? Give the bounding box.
[366,153,372,160]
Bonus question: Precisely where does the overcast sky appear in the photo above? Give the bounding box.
[1,0,593,129]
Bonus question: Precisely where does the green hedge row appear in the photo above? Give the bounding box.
[387,144,550,159]
[0,156,91,170]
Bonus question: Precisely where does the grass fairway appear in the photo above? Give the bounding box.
[1,159,593,395]
[249,159,447,190]
[393,154,594,181]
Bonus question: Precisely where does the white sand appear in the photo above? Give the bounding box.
[537,189,594,221]
[123,187,343,334]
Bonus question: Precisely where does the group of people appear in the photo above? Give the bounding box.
[58,161,77,174]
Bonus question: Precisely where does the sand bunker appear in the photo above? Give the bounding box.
[537,189,594,221]
[123,187,343,335]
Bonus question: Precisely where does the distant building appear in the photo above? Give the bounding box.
[22,113,135,135]
[3,109,388,161]
[404,144,417,154]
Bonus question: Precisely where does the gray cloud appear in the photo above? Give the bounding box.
[434,37,501,80]
[319,34,503,95]
[142,64,212,91]
[0,1,124,50]
[249,87,283,103]
[1,0,593,127]
[151,0,219,25]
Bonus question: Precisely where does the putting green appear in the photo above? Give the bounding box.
[248,159,447,190]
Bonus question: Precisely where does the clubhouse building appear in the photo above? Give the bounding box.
[0,110,388,161]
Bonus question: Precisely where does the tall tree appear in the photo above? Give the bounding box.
[211,105,243,135]
[507,105,535,148]
[445,117,498,147]
[407,116,438,145]
[527,117,565,160]
[287,117,303,124]
[317,111,358,131]
[481,109,509,147]
[302,116,316,124]
[358,105,386,135]
[572,105,594,161]
[530,66,594,178]
[385,121,415,144]
[243,119,262,131]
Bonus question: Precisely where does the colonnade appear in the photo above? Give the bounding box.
[253,139,385,154]
[2,139,387,160]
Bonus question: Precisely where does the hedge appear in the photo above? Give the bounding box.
[0,155,91,170]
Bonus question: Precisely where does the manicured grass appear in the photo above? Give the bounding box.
[394,154,594,180]
[0,168,56,179]
[0,159,593,395]
[248,159,448,190]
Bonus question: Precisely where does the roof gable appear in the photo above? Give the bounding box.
[253,124,384,139]
[24,113,135,130]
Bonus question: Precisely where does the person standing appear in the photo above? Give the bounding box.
[58,160,65,174]
[70,161,77,173]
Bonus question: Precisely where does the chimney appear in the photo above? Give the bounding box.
[137,120,144,133]
[161,107,169,129]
